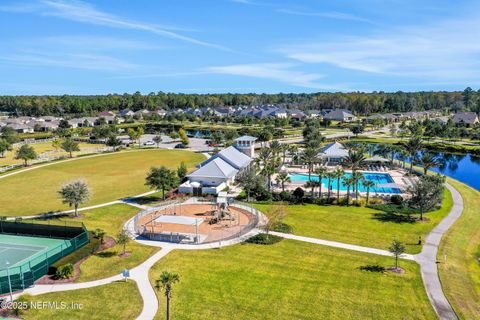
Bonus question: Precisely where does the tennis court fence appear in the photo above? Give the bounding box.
[0,220,89,294]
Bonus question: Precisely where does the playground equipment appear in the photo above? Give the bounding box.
[209,192,237,226]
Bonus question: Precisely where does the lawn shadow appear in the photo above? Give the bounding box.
[372,212,417,224]
[358,265,386,273]
[95,251,117,258]
[127,196,162,205]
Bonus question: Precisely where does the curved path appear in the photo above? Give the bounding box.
[414,183,463,320]
[10,182,464,320]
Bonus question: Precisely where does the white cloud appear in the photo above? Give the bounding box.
[203,63,343,90]
[0,51,137,71]
[281,13,480,80]
[276,8,373,23]
[1,0,227,50]
[41,35,166,50]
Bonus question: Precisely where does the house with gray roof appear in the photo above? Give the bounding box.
[6,123,34,133]
[453,112,479,126]
[324,109,357,122]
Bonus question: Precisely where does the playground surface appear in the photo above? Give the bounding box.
[136,203,255,243]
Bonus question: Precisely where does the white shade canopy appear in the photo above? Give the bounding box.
[365,156,391,162]
[155,215,204,226]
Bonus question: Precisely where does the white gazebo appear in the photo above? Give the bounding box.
[318,141,349,163]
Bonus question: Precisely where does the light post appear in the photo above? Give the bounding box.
[6,261,13,302]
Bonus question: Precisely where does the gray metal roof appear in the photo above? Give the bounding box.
[218,146,253,169]
[188,157,238,179]
[199,146,253,170]
[453,112,478,124]
[318,141,349,158]
[235,135,257,142]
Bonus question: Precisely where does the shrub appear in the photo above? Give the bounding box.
[12,294,31,316]
[390,195,403,205]
[94,228,106,244]
[271,191,291,202]
[292,187,305,203]
[55,263,74,279]
[245,233,283,245]
[352,199,366,207]
[255,188,272,201]
[274,222,293,233]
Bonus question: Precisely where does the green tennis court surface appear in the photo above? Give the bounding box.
[0,234,69,269]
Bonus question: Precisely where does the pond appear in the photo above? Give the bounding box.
[426,152,480,191]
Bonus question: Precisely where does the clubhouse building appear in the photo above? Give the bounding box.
[179,136,256,195]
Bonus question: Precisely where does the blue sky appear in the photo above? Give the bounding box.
[0,0,479,94]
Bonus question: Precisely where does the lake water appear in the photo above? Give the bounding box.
[426,153,480,191]
[289,172,401,194]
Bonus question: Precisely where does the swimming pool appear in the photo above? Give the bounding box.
[289,172,401,194]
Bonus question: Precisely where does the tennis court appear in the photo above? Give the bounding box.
[0,220,89,294]
[0,234,69,270]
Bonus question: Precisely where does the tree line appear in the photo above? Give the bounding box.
[1,88,480,116]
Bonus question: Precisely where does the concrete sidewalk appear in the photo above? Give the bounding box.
[270,231,416,260]
[415,183,463,320]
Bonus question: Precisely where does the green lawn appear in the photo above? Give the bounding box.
[0,149,205,216]
[439,179,480,319]
[34,204,159,282]
[22,281,141,320]
[0,141,106,167]
[150,240,436,320]
[255,188,453,254]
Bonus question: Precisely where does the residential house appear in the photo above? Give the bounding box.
[453,112,479,126]
[324,109,357,122]
[7,123,34,134]
[120,109,135,117]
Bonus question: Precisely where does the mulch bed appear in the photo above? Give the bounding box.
[387,266,405,274]
[118,252,132,258]
[36,236,116,284]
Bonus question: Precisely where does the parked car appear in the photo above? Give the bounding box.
[174,143,186,149]
[143,141,155,146]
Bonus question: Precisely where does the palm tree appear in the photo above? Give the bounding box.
[418,152,439,174]
[363,180,375,204]
[397,148,409,169]
[276,172,291,191]
[288,145,299,164]
[326,172,336,199]
[351,171,364,200]
[280,144,289,165]
[333,168,345,202]
[405,136,423,173]
[305,180,317,198]
[155,271,180,320]
[270,140,282,157]
[343,150,366,200]
[344,150,366,173]
[343,176,355,205]
[301,147,319,180]
[314,166,327,198]
[256,147,277,191]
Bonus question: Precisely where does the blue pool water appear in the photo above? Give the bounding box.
[289,172,401,194]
